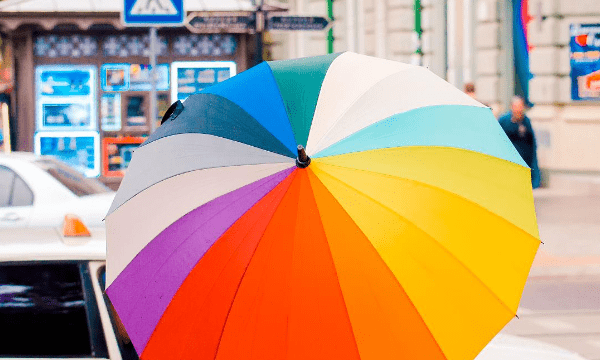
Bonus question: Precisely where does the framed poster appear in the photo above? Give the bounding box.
[37,67,93,96]
[129,64,169,91]
[570,24,600,101]
[102,136,145,177]
[123,94,148,130]
[170,61,236,102]
[101,63,169,92]
[101,64,129,92]
[34,131,100,178]
[35,65,97,131]
[101,93,122,131]
[41,103,92,128]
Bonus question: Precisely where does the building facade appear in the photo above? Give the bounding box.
[527,0,600,172]
[273,0,600,173]
[271,0,449,78]
[0,0,265,186]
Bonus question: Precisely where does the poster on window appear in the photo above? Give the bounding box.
[35,65,97,131]
[101,64,129,92]
[171,61,236,102]
[42,103,92,129]
[34,131,100,177]
[102,136,145,177]
[101,63,169,92]
[101,93,122,131]
[570,24,600,101]
[130,64,169,91]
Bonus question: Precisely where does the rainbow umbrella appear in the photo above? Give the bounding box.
[105,52,540,360]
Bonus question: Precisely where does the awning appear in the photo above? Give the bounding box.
[0,0,255,12]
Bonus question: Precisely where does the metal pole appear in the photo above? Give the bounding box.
[430,0,448,78]
[327,0,334,54]
[149,26,158,133]
[413,0,423,65]
[255,1,263,66]
[500,0,515,112]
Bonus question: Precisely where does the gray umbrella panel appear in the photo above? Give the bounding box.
[106,133,295,216]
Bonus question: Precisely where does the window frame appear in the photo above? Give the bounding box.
[0,165,35,208]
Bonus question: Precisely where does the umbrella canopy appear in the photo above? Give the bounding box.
[105,52,540,360]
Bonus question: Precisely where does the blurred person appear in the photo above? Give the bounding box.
[498,96,540,188]
[464,82,490,108]
[464,82,477,99]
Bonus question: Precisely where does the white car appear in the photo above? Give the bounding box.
[0,221,138,360]
[0,152,114,228]
[0,220,588,360]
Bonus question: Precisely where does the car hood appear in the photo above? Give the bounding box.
[476,334,586,360]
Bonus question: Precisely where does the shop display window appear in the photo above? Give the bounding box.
[124,95,148,129]
[101,93,122,131]
[102,136,145,178]
[171,61,236,102]
[35,65,97,131]
[34,131,100,178]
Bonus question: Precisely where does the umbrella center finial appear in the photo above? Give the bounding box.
[296,145,311,168]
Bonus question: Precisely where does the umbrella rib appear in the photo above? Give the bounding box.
[212,171,298,360]
[304,171,364,360]
[315,160,540,242]
[116,169,293,330]
[307,170,449,360]
[313,165,524,320]
[108,162,294,218]
[169,171,297,360]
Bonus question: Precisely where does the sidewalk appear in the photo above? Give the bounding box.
[529,173,600,277]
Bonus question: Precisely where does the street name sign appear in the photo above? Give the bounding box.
[267,16,330,31]
[186,12,255,33]
[123,0,185,27]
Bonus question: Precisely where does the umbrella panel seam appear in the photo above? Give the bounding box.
[109,168,295,330]
[313,159,540,241]
[307,66,416,155]
[311,165,525,322]
[306,169,450,360]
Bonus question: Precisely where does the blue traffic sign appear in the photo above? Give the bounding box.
[123,0,185,26]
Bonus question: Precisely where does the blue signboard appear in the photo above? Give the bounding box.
[35,65,97,131]
[123,0,184,26]
[34,131,100,178]
[102,63,169,92]
[171,61,236,102]
[570,24,600,101]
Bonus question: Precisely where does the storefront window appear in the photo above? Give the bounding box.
[125,95,147,128]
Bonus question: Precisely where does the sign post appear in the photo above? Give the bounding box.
[122,0,184,133]
[149,27,158,133]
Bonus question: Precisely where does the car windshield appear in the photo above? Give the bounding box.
[0,262,107,357]
[33,158,111,197]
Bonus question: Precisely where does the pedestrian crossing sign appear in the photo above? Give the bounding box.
[123,0,185,26]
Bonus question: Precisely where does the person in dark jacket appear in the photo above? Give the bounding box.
[498,96,540,188]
